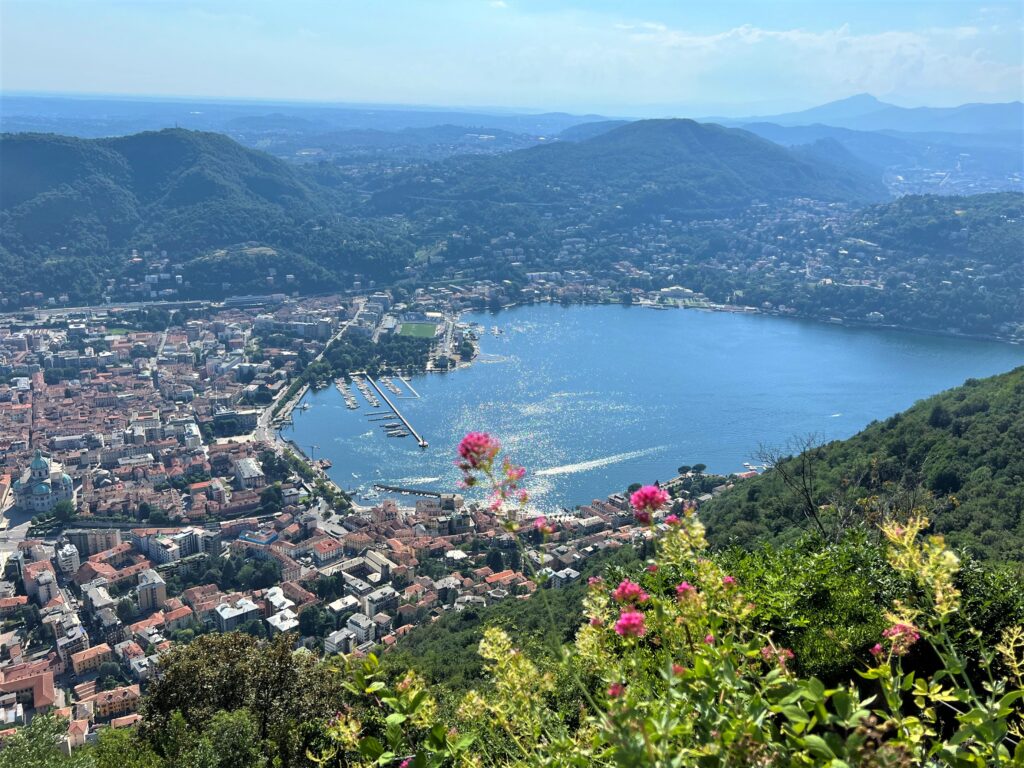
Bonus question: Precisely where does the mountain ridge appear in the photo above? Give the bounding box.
[709,93,1024,133]
[371,118,888,223]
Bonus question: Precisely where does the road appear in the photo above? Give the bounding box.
[0,504,41,571]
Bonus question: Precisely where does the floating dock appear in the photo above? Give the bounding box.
[366,375,428,448]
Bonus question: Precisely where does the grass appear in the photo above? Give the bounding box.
[399,322,438,338]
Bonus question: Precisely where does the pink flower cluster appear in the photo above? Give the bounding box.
[533,515,555,535]
[457,432,501,471]
[760,645,795,670]
[456,433,528,516]
[612,579,649,604]
[676,581,696,599]
[881,623,920,656]
[630,484,670,523]
[614,610,646,637]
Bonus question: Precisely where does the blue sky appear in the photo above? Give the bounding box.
[2,0,1021,115]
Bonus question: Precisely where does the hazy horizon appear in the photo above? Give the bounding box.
[2,87,1021,123]
[2,0,1022,117]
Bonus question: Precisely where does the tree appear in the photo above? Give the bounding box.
[117,597,137,624]
[298,606,326,637]
[0,715,90,768]
[508,548,522,573]
[205,709,264,768]
[677,465,692,476]
[89,726,162,768]
[97,660,123,683]
[52,499,75,522]
[485,549,505,572]
[259,484,284,514]
[692,463,707,475]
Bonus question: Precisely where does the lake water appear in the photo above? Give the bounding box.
[286,304,1024,512]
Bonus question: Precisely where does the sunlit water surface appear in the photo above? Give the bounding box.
[286,304,1024,512]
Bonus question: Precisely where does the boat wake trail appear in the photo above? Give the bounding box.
[535,446,666,477]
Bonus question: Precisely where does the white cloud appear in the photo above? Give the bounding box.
[607,20,1023,106]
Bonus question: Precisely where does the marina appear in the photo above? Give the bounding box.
[334,378,360,409]
[365,374,429,448]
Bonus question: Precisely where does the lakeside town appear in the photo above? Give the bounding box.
[0,285,754,753]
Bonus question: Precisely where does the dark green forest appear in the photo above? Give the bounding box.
[0,129,412,300]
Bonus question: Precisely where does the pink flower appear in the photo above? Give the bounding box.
[676,581,696,599]
[671,663,686,676]
[704,633,715,645]
[634,510,651,525]
[870,643,884,658]
[614,610,646,637]
[587,576,604,588]
[761,645,795,670]
[505,463,526,482]
[532,515,554,535]
[399,761,410,768]
[607,682,625,698]
[630,485,670,517]
[516,489,529,503]
[645,564,658,573]
[664,514,680,525]
[457,432,501,470]
[589,616,603,627]
[612,579,649,604]
[722,575,736,587]
[882,623,920,655]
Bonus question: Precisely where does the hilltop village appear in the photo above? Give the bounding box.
[0,287,739,750]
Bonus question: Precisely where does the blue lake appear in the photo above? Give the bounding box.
[285,304,1024,512]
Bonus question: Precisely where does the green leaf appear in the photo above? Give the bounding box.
[359,737,385,760]
[802,734,836,760]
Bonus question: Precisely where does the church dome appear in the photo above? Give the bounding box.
[30,449,49,472]
[33,482,51,495]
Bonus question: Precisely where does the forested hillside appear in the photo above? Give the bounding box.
[0,129,413,299]
[371,119,888,224]
[1,127,1020,342]
[704,366,1024,562]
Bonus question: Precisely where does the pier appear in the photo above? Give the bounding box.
[398,375,421,398]
[372,483,441,498]
[366,375,429,448]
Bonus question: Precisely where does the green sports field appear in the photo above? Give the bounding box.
[398,322,438,338]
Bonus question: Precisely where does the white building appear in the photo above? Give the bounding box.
[324,628,357,655]
[55,543,81,576]
[346,613,374,644]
